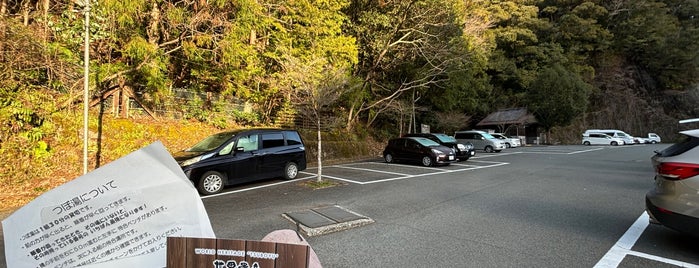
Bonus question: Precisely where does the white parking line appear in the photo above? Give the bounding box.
[565,147,605,154]
[595,213,649,268]
[301,161,509,185]
[594,212,699,268]
[333,165,410,176]
[200,174,316,199]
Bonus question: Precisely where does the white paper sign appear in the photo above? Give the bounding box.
[2,141,215,268]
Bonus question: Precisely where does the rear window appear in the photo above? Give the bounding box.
[284,131,303,146]
[656,135,699,157]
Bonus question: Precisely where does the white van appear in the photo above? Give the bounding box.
[583,129,634,145]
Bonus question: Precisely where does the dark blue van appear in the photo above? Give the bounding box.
[173,128,307,195]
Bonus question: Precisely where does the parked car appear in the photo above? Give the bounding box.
[647,133,661,143]
[581,133,623,146]
[646,127,699,237]
[490,133,521,148]
[583,129,635,145]
[632,136,645,144]
[403,133,475,161]
[383,137,457,166]
[454,130,506,153]
[173,128,307,195]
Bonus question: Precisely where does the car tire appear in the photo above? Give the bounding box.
[198,171,225,195]
[611,141,618,146]
[505,143,511,148]
[385,153,394,163]
[651,141,658,144]
[283,162,299,180]
[484,146,494,153]
[421,156,433,167]
[583,141,591,145]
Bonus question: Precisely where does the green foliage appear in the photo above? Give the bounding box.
[605,0,699,89]
[527,64,592,130]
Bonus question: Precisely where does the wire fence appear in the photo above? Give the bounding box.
[97,88,338,131]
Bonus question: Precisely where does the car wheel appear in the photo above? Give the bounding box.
[484,146,494,153]
[583,141,591,145]
[283,162,299,180]
[421,156,433,167]
[385,153,394,163]
[651,141,657,144]
[198,171,225,195]
[611,141,618,146]
[505,143,511,148]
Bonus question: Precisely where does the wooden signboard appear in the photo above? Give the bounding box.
[167,237,310,268]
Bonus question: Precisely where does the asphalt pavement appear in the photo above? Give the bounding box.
[3,144,698,267]
[201,144,699,267]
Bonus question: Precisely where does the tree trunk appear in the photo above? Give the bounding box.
[0,0,6,62]
[22,0,29,25]
[147,0,160,44]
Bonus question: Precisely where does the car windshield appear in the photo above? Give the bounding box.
[433,134,457,143]
[481,133,496,139]
[413,137,441,147]
[186,131,237,152]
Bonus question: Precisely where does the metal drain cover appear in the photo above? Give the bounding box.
[283,205,374,236]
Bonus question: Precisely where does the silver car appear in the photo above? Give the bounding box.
[645,128,699,237]
[454,130,506,153]
[491,133,521,148]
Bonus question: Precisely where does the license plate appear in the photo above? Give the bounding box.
[449,155,455,160]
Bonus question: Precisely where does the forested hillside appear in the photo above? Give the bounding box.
[2,0,699,208]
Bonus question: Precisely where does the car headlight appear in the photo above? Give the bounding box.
[432,148,445,156]
[457,143,466,150]
[180,152,215,167]
[180,155,203,167]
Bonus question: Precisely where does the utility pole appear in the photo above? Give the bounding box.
[82,1,90,174]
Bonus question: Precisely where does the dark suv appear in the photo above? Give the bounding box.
[173,128,307,195]
[403,133,475,161]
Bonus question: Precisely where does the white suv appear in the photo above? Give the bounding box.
[582,133,623,146]
[646,126,699,237]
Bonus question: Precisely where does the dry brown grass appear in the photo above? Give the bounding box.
[0,114,226,216]
[0,114,381,218]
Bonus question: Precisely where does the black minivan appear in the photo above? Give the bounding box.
[173,128,307,195]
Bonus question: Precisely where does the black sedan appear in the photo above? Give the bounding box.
[403,133,475,161]
[383,137,457,166]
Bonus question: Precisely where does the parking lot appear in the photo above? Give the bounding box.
[1,144,697,267]
[201,144,699,268]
